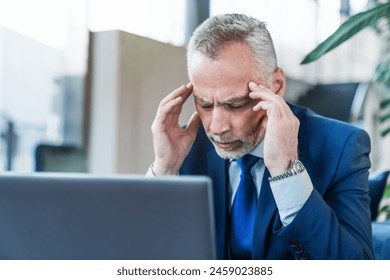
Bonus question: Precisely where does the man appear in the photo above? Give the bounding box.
[149,13,373,259]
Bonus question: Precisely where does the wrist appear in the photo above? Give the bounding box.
[268,159,305,182]
[152,161,180,176]
[267,160,291,177]
[267,151,299,176]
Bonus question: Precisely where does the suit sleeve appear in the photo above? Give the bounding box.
[273,129,374,259]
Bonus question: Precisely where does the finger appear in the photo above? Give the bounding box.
[248,82,286,115]
[257,96,299,123]
[249,82,293,118]
[253,101,264,112]
[248,82,274,98]
[249,83,283,105]
[253,100,283,119]
[157,96,185,118]
[185,112,201,137]
[152,98,184,134]
[160,83,193,107]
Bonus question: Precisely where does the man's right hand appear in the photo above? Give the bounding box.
[150,83,201,176]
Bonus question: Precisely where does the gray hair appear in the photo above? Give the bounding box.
[187,13,278,84]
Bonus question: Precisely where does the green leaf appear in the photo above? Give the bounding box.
[379,205,390,220]
[380,98,390,109]
[380,205,390,213]
[301,2,390,64]
[384,184,390,197]
[378,113,390,122]
[380,126,390,137]
[375,57,390,83]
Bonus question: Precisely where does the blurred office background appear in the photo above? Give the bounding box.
[0,0,387,174]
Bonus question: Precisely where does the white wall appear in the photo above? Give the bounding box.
[88,30,194,174]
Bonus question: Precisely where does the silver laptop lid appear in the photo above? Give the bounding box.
[0,173,216,260]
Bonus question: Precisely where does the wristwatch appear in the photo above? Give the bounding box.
[268,160,305,182]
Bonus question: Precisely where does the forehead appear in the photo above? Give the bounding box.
[189,42,255,101]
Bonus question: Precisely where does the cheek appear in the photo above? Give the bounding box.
[253,110,266,124]
[232,110,265,133]
[195,106,211,131]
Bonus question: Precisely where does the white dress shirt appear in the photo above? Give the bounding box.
[146,141,314,227]
[229,141,313,226]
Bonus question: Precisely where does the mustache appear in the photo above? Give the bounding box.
[207,133,243,144]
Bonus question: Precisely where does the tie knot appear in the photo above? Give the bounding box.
[236,154,259,174]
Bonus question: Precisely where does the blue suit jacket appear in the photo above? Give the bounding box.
[179,103,374,260]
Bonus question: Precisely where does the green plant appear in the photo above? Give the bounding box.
[301,1,390,136]
[384,183,390,197]
[379,184,390,220]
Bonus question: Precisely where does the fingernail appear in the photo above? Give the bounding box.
[186,82,192,88]
[248,81,257,87]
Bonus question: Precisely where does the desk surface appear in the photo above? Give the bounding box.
[372,221,390,260]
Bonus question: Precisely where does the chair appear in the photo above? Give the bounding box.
[369,170,390,221]
[297,83,361,123]
[35,144,87,172]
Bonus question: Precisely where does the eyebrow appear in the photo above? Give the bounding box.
[194,95,212,105]
[222,96,250,105]
[193,94,251,106]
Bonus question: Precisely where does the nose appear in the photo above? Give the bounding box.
[209,107,230,135]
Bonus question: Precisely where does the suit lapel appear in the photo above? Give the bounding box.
[207,149,229,260]
[251,104,305,259]
[252,168,278,259]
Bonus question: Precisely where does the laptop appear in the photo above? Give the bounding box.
[0,172,216,260]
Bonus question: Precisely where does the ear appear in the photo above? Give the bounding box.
[272,67,286,97]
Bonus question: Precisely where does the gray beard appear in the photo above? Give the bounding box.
[207,133,261,159]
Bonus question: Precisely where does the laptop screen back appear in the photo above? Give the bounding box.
[0,173,216,260]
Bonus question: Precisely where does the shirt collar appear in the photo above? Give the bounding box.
[249,140,264,159]
[228,140,264,162]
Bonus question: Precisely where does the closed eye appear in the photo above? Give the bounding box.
[222,98,253,111]
[201,103,213,109]
[224,104,243,110]
[195,98,213,109]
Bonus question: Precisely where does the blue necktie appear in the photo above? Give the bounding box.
[230,154,259,259]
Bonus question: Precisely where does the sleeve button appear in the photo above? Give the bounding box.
[295,247,303,253]
[300,254,308,260]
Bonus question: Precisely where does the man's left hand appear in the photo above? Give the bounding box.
[248,81,300,176]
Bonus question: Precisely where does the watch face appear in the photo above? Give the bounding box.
[292,160,305,173]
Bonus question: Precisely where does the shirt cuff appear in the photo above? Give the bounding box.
[145,163,179,177]
[145,164,156,177]
[269,169,313,226]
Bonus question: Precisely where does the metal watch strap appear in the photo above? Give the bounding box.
[268,160,305,182]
